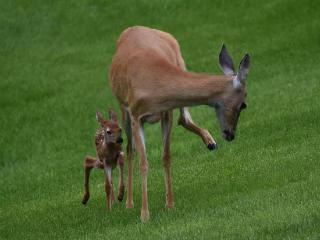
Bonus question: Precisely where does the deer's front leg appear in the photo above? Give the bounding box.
[117,152,125,202]
[104,165,113,211]
[82,156,97,205]
[121,105,134,208]
[178,107,217,150]
[131,116,149,221]
[161,111,174,208]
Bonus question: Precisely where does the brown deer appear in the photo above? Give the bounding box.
[82,109,125,210]
[109,26,250,221]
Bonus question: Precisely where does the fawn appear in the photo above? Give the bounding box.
[82,109,125,210]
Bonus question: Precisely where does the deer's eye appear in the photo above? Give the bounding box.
[240,103,247,110]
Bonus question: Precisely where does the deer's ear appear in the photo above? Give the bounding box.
[108,109,118,121]
[237,53,250,83]
[219,44,235,75]
[96,111,104,125]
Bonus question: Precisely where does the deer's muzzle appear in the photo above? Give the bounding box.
[223,130,234,142]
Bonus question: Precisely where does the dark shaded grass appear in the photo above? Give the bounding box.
[1,0,320,239]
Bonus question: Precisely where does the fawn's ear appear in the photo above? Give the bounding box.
[108,109,118,121]
[219,44,235,75]
[96,111,105,126]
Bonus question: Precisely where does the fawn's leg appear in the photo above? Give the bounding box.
[131,115,149,221]
[121,105,134,208]
[82,156,98,204]
[104,165,113,211]
[110,179,115,204]
[161,111,174,208]
[117,152,125,201]
[178,107,217,150]
[111,186,115,203]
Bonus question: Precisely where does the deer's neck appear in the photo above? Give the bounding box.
[163,72,233,108]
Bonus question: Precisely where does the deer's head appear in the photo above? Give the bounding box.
[215,44,250,142]
[96,109,123,144]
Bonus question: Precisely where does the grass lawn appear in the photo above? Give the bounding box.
[1,0,320,239]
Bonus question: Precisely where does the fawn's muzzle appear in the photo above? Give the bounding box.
[116,137,123,144]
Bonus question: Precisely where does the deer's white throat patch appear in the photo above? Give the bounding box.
[233,75,241,89]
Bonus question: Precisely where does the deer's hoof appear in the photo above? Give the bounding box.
[106,206,112,211]
[140,210,150,222]
[207,143,218,151]
[166,202,174,208]
[126,201,134,209]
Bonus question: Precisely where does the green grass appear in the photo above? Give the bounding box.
[1,0,320,239]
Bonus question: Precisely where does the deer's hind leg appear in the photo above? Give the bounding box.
[178,107,217,150]
[161,111,174,208]
[130,115,149,221]
[121,105,134,208]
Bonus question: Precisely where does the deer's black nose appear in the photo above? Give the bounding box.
[223,130,235,142]
[228,134,234,141]
[116,137,123,144]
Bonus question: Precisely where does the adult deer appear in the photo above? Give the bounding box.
[109,26,250,221]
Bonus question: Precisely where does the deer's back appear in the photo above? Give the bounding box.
[109,26,183,105]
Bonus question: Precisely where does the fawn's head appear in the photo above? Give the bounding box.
[96,109,123,144]
[214,44,250,142]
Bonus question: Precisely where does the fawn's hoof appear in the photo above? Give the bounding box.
[118,195,124,202]
[118,186,125,202]
[207,142,218,151]
[140,210,150,222]
[82,194,90,205]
